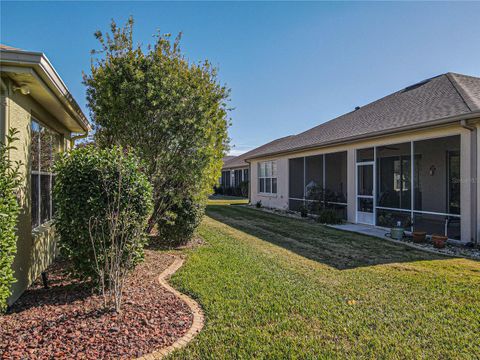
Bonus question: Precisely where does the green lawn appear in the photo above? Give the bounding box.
[207,195,249,205]
[168,202,480,359]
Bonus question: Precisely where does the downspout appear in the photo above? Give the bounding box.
[461,120,478,245]
[0,77,9,142]
[69,133,88,148]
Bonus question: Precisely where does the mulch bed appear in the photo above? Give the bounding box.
[0,251,193,359]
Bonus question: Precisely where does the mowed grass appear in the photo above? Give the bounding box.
[207,195,249,205]
[168,204,480,359]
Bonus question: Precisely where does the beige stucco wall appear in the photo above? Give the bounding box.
[251,158,289,209]
[2,76,73,305]
[477,122,480,243]
[250,123,478,243]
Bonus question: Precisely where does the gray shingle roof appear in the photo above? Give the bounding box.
[247,72,480,160]
[223,136,294,169]
[222,156,235,164]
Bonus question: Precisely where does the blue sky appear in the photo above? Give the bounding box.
[2,2,479,155]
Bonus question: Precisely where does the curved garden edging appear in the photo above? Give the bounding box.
[138,255,204,360]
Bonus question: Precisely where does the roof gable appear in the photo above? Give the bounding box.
[447,73,480,111]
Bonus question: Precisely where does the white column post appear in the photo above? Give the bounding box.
[460,130,473,242]
[476,123,480,245]
[347,148,356,223]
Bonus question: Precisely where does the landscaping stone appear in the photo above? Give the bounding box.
[0,251,193,359]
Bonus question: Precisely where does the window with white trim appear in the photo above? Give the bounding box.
[31,120,61,229]
[258,161,277,194]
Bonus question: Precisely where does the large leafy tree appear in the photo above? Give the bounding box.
[84,17,230,233]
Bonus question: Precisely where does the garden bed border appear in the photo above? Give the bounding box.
[138,255,204,360]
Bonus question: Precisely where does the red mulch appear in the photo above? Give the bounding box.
[0,251,193,359]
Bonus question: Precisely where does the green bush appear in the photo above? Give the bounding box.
[0,129,22,312]
[157,197,205,247]
[53,146,153,280]
[317,209,342,225]
[299,205,309,218]
[240,181,249,198]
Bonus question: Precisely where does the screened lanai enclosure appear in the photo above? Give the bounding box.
[289,151,348,219]
[287,135,462,239]
[370,135,461,239]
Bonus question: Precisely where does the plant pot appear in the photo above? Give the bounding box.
[390,227,405,240]
[431,234,447,249]
[412,231,427,243]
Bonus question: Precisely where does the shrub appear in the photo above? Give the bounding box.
[157,197,205,247]
[299,205,309,218]
[317,209,342,225]
[53,146,153,282]
[256,200,262,208]
[0,129,22,313]
[240,181,249,198]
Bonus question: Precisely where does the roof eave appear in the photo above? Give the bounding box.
[246,111,480,161]
[222,163,249,170]
[0,49,90,132]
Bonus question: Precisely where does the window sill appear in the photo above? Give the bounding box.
[258,192,278,198]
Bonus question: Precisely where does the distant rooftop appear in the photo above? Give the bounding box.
[223,136,294,168]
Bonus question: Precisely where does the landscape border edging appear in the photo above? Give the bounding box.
[138,255,204,360]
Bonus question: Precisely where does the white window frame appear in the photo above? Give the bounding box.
[258,161,277,195]
[31,119,60,230]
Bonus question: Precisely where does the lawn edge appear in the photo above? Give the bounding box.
[137,255,204,360]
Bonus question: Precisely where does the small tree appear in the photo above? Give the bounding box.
[83,17,230,240]
[53,146,153,303]
[88,166,150,312]
[0,129,22,313]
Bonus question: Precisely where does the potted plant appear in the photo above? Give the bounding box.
[431,234,447,248]
[388,221,405,240]
[412,231,427,243]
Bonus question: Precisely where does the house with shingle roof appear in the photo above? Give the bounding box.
[244,73,480,244]
[220,136,294,197]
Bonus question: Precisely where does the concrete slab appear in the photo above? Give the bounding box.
[329,224,390,240]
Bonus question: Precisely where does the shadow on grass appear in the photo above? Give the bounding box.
[205,204,447,270]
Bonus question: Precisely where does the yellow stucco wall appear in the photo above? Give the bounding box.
[1,76,73,305]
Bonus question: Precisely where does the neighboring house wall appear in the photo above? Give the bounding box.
[250,123,478,243]
[2,77,73,305]
[477,122,480,243]
[219,165,249,195]
[251,158,288,209]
